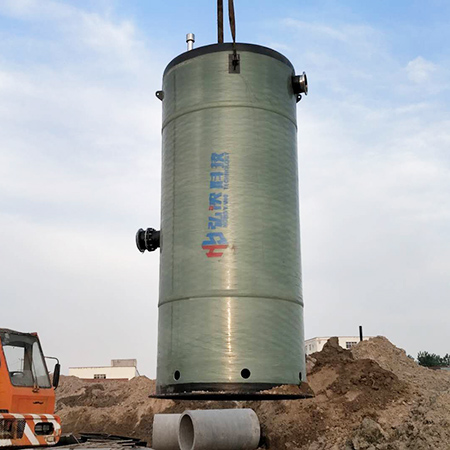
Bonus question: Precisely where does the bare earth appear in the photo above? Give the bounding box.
[56,337,450,449]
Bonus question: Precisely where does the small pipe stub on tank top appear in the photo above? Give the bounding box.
[186,33,195,51]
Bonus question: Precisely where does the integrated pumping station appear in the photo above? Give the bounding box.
[136,1,309,448]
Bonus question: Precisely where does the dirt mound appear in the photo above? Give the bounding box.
[55,375,86,398]
[309,337,406,415]
[348,337,450,449]
[351,336,417,375]
[352,336,450,392]
[56,337,450,449]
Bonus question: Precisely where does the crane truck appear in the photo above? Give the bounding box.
[0,329,61,447]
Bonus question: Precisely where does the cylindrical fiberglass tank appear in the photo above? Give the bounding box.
[156,43,306,396]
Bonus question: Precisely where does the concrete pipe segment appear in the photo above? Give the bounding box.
[178,409,260,450]
[153,413,182,450]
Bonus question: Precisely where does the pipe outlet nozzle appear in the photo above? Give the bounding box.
[292,72,308,96]
[136,228,160,253]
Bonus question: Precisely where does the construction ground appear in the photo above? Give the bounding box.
[56,337,450,449]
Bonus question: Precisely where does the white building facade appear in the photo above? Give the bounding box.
[69,359,138,380]
[305,336,373,356]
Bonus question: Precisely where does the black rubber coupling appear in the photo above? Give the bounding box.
[136,228,160,252]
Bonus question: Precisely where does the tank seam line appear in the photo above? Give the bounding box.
[159,295,304,306]
[162,105,297,130]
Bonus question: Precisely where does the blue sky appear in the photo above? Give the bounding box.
[0,0,449,377]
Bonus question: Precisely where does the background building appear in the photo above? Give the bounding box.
[69,359,139,380]
[305,337,373,356]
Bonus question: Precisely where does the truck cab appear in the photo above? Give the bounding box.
[0,329,61,447]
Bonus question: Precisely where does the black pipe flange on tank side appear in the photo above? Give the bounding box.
[292,72,308,102]
[136,228,160,252]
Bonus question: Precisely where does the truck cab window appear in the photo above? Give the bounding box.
[1,333,51,388]
[3,344,34,387]
[32,341,51,388]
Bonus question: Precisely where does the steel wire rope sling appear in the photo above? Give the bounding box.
[218,0,224,43]
[218,0,240,71]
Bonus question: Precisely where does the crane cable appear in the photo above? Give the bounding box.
[218,0,236,46]
[218,0,224,43]
[228,0,236,46]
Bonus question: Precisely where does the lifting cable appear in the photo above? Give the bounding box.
[217,0,237,46]
[228,0,236,46]
[218,0,239,70]
[218,0,224,43]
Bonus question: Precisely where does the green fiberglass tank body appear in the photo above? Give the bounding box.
[140,43,308,397]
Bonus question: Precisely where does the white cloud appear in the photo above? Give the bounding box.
[1,1,450,376]
[406,56,437,83]
[282,15,450,358]
[283,19,350,41]
[282,18,386,61]
[0,1,166,377]
[298,91,450,353]
[0,0,75,21]
[0,212,159,377]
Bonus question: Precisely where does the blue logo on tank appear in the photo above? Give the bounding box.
[203,152,230,258]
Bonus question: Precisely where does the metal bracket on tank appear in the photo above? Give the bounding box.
[229,53,240,73]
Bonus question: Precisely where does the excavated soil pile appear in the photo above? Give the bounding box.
[56,337,450,449]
